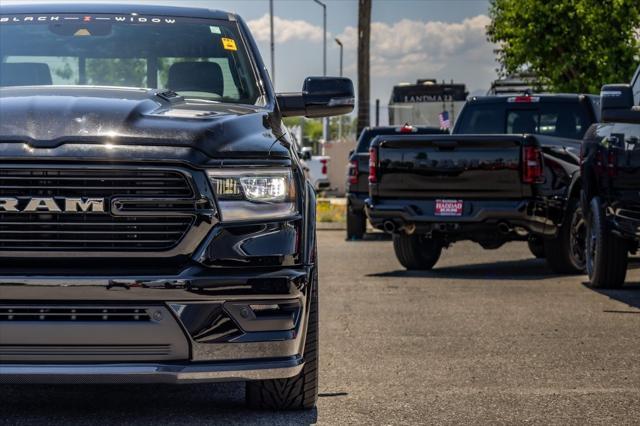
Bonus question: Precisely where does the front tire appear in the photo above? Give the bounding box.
[346,203,366,240]
[393,233,442,270]
[544,199,586,274]
[585,197,628,289]
[245,267,319,410]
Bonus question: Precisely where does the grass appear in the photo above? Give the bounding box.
[316,199,346,223]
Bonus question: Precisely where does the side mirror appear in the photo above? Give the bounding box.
[601,84,640,124]
[277,77,354,118]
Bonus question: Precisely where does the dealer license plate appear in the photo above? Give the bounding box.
[435,199,463,217]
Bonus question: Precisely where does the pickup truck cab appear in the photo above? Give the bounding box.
[346,125,447,239]
[366,94,600,272]
[0,3,353,411]
[582,65,640,288]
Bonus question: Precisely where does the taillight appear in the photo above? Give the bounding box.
[607,149,618,177]
[594,148,618,177]
[522,146,543,184]
[320,159,328,175]
[348,159,358,185]
[369,148,378,183]
[508,96,540,103]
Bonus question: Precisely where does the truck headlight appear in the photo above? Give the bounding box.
[207,169,297,222]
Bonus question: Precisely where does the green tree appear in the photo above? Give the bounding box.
[487,0,640,93]
[86,58,146,87]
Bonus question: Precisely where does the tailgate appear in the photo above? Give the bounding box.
[373,135,528,199]
[610,144,640,199]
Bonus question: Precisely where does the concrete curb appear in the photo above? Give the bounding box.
[317,222,346,230]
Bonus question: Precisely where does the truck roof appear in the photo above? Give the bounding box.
[469,93,599,104]
[0,2,235,20]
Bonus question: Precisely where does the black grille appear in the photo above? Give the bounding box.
[0,168,193,197]
[0,168,194,251]
[0,345,172,357]
[0,306,152,322]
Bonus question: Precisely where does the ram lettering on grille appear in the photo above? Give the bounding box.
[0,168,195,250]
[0,197,105,213]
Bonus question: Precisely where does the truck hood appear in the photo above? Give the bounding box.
[0,86,288,160]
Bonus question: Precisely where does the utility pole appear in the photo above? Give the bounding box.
[269,0,275,87]
[312,0,328,149]
[335,37,343,139]
[357,0,371,136]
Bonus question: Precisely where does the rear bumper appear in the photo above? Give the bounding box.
[608,205,640,239]
[0,357,303,384]
[0,266,311,383]
[365,198,554,236]
[314,179,330,191]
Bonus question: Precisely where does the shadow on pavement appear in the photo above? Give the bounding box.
[369,255,640,282]
[367,258,566,281]
[0,382,318,425]
[583,282,640,311]
[345,232,391,242]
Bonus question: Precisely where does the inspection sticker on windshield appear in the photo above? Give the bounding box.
[221,37,237,51]
[435,199,463,216]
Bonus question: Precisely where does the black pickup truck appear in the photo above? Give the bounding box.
[346,125,447,239]
[0,3,353,411]
[582,65,640,288]
[366,94,600,272]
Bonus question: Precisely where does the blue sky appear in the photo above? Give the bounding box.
[5,0,497,120]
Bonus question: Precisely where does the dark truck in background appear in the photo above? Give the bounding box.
[366,94,600,272]
[0,3,353,411]
[346,125,447,239]
[582,65,640,288]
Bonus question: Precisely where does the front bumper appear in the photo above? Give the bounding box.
[0,357,303,384]
[0,266,312,383]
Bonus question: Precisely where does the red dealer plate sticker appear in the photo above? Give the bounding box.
[435,199,464,216]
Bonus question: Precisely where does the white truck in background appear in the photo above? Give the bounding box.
[300,147,330,192]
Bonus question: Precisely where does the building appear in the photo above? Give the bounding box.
[388,79,468,128]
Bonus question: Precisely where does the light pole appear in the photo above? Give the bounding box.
[269,0,275,88]
[313,0,328,149]
[335,37,343,139]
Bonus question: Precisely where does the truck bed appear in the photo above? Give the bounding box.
[370,134,537,200]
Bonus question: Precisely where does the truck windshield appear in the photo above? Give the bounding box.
[456,102,592,140]
[0,14,263,105]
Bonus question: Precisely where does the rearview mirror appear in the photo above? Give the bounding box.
[277,77,354,118]
[601,84,640,124]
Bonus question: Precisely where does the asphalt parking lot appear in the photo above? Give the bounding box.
[2,230,639,425]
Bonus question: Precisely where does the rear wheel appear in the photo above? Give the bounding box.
[393,233,442,270]
[544,199,586,274]
[346,203,366,240]
[245,267,319,410]
[527,236,545,259]
[585,197,628,289]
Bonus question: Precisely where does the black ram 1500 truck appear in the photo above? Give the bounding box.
[346,125,448,239]
[366,94,600,272]
[581,65,640,288]
[0,3,354,411]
